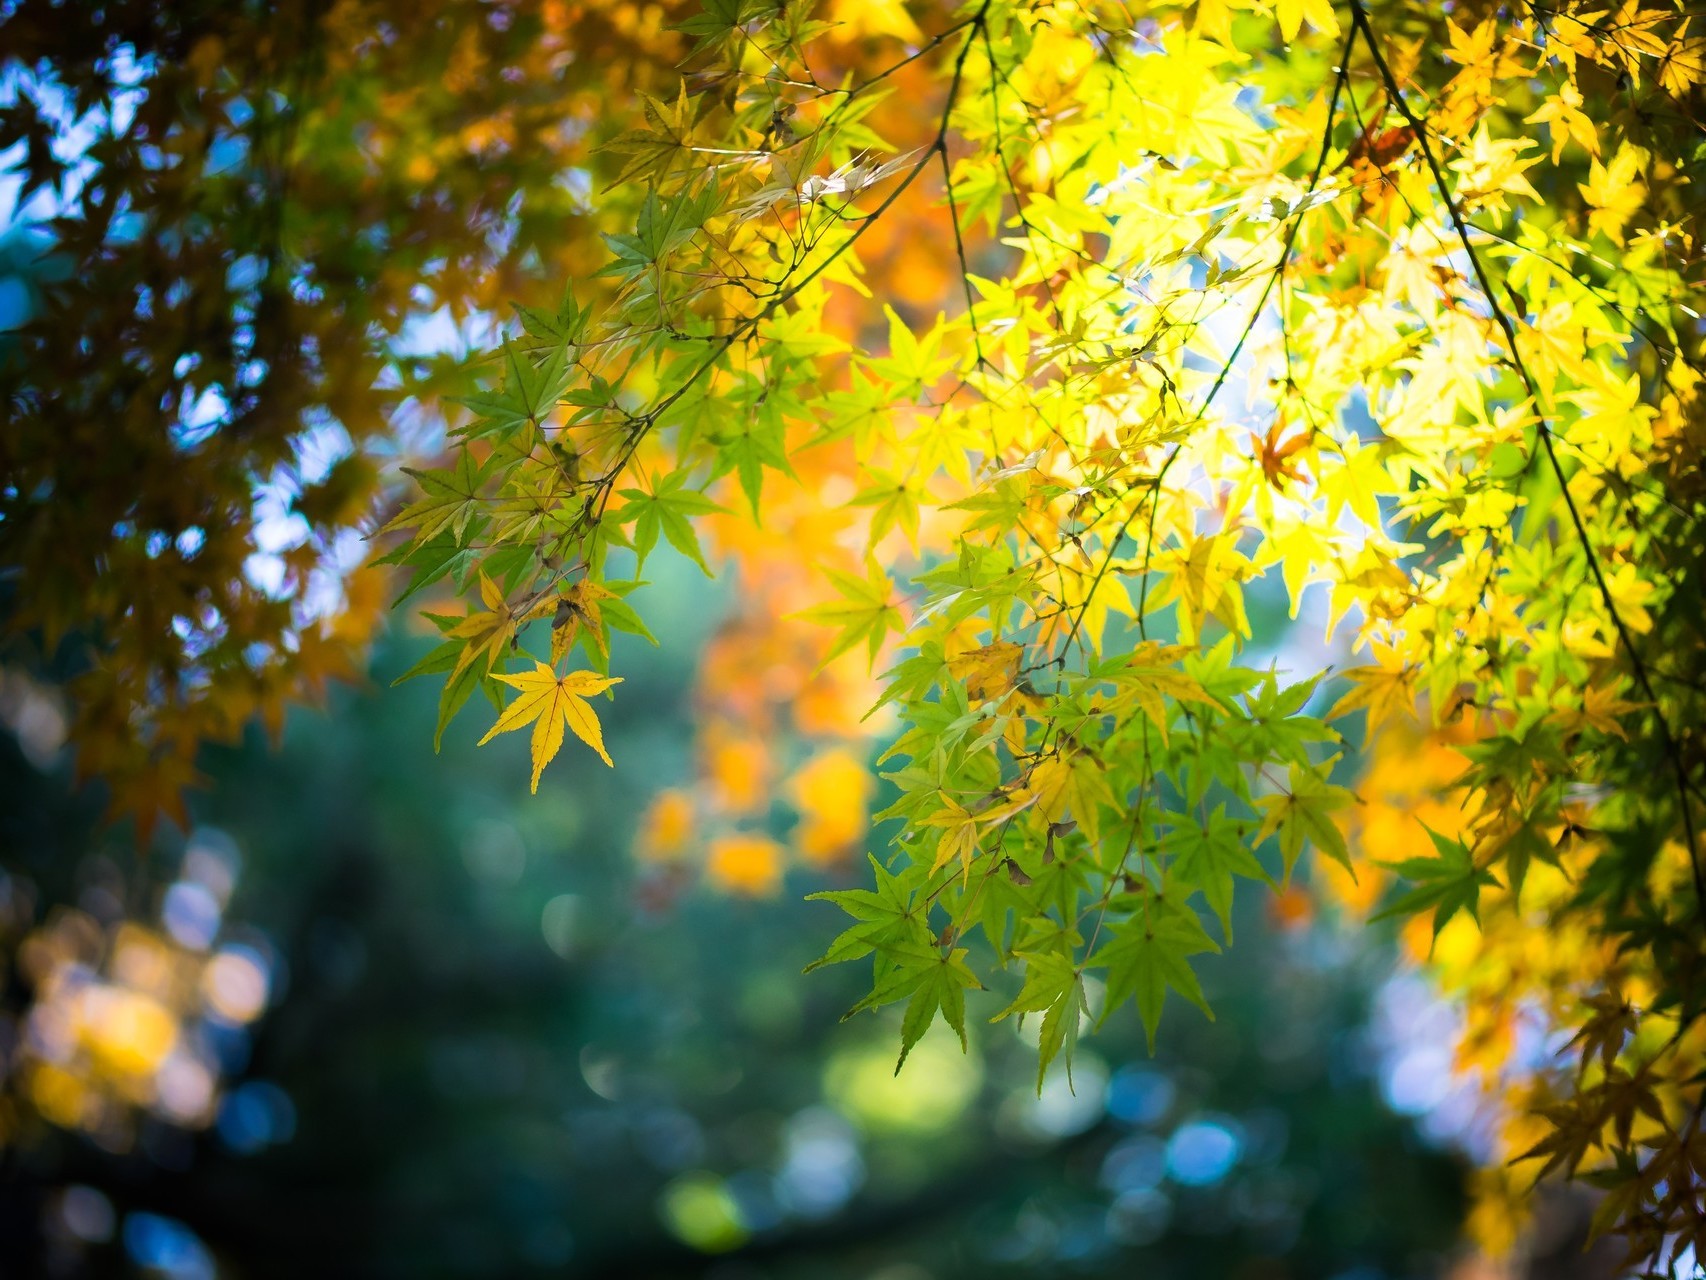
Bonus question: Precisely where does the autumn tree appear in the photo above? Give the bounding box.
[9,0,1706,1271]
[0,0,694,835]
[376,0,1706,1271]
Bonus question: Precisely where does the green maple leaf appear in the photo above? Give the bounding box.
[616,469,724,573]
[1092,901,1219,1053]
[451,339,570,438]
[993,948,1087,1091]
[1166,806,1270,940]
[897,948,982,1070]
[793,559,907,668]
[382,448,492,547]
[805,855,927,973]
[1253,758,1356,884]
[1372,824,1501,939]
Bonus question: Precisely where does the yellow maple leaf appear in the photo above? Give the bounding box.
[1578,145,1647,245]
[1446,17,1498,69]
[1449,127,1540,210]
[480,662,622,789]
[1601,561,1656,633]
[1657,28,1705,96]
[1025,752,1113,843]
[946,639,1023,702]
[1527,82,1599,162]
[828,0,922,43]
[921,789,1037,880]
[446,571,522,683]
[551,580,616,665]
[1328,645,1419,738]
[1194,0,1237,45]
[1151,532,1253,641]
[1549,682,1640,741]
[923,796,982,879]
[1604,0,1671,73]
[1273,0,1338,44]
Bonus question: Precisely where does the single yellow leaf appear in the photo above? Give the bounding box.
[480,662,622,789]
[827,0,922,43]
[1274,0,1338,43]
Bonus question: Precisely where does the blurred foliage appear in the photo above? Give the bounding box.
[1,595,1474,1278]
[0,0,694,835]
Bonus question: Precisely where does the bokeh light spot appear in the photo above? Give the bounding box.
[659,1171,749,1253]
[540,894,580,959]
[1165,1117,1243,1187]
[824,1029,982,1136]
[161,882,221,950]
[202,945,271,1024]
[123,1212,215,1280]
[60,1184,116,1242]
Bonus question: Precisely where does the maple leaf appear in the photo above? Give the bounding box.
[921,796,981,878]
[993,949,1089,1090]
[672,0,776,52]
[1565,993,1639,1080]
[1252,422,1313,492]
[338,8,1706,1262]
[616,469,723,574]
[1346,120,1417,168]
[1026,750,1115,843]
[479,662,622,789]
[1327,648,1419,738]
[1149,533,1253,642]
[435,571,531,690]
[1527,82,1599,162]
[851,468,925,552]
[1093,901,1220,1054]
[806,855,929,974]
[383,449,492,548]
[1253,760,1356,883]
[1168,806,1271,939]
[946,639,1022,702]
[1372,825,1501,940]
[1318,439,1395,529]
[1100,644,1221,746]
[1557,682,1641,740]
[921,788,1037,881]
[1579,146,1647,245]
[897,948,981,1069]
[600,81,697,187]
[1273,0,1339,44]
[1656,28,1705,96]
[551,580,616,665]
[793,559,907,667]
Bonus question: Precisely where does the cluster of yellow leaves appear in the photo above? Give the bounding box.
[1339,718,1706,1263]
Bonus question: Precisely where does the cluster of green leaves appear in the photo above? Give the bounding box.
[818,631,1354,1084]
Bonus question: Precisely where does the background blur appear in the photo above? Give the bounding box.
[5,564,1494,1280]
